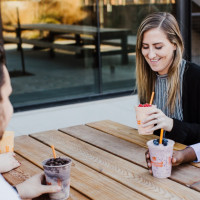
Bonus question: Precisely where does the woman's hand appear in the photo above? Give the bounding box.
[145,150,153,174]
[145,147,197,173]
[0,152,20,173]
[142,107,173,133]
[16,173,61,199]
[145,149,183,174]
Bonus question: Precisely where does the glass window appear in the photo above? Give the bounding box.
[2,0,98,109]
[1,0,176,110]
[99,0,175,93]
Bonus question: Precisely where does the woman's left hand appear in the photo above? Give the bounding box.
[142,107,173,133]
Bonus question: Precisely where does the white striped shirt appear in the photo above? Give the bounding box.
[153,59,186,120]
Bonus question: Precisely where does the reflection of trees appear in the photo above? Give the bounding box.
[38,0,87,24]
[2,0,88,25]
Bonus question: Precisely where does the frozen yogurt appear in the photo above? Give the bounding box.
[135,104,156,135]
[147,139,174,178]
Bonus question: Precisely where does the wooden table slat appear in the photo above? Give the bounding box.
[60,125,148,166]
[3,154,41,186]
[30,129,200,199]
[86,120,200,168]
[14,135,149,200]
[2,154,90,200]
[59,125,200,191]
[86,120,186,150]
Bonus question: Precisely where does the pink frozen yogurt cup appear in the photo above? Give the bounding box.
[147,139,175,178]
[135,105,156,135]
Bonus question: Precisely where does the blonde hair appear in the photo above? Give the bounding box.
[136,12,184,113]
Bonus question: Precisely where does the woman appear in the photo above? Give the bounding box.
[0,46,61,199]
[136,12,200,165]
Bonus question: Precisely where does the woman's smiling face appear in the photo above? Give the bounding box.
[141,28,176,75]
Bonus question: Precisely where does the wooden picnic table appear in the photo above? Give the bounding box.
[18,24,131,38]
[4,24,133,64]
[3,120,200,200]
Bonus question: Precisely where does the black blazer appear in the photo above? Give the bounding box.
[165,61,200,145]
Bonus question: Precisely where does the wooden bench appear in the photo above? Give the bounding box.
[58,34,136,53]
[3,24,135,65]
[3,36,94,56]
[3,35,135,59]
[3,24,94,57]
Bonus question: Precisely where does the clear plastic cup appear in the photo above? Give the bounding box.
[135,105,156,135]
[42,157,72,200]
[0,131,14,153]
[147,139,174,178]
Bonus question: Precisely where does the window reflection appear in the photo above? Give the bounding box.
[1,0,175,109]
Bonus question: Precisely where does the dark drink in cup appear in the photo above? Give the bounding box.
[42,157,72,200]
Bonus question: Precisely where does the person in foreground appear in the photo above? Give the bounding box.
[0,152,20,173]
[135,12,200,166]
[0,47,61,199]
